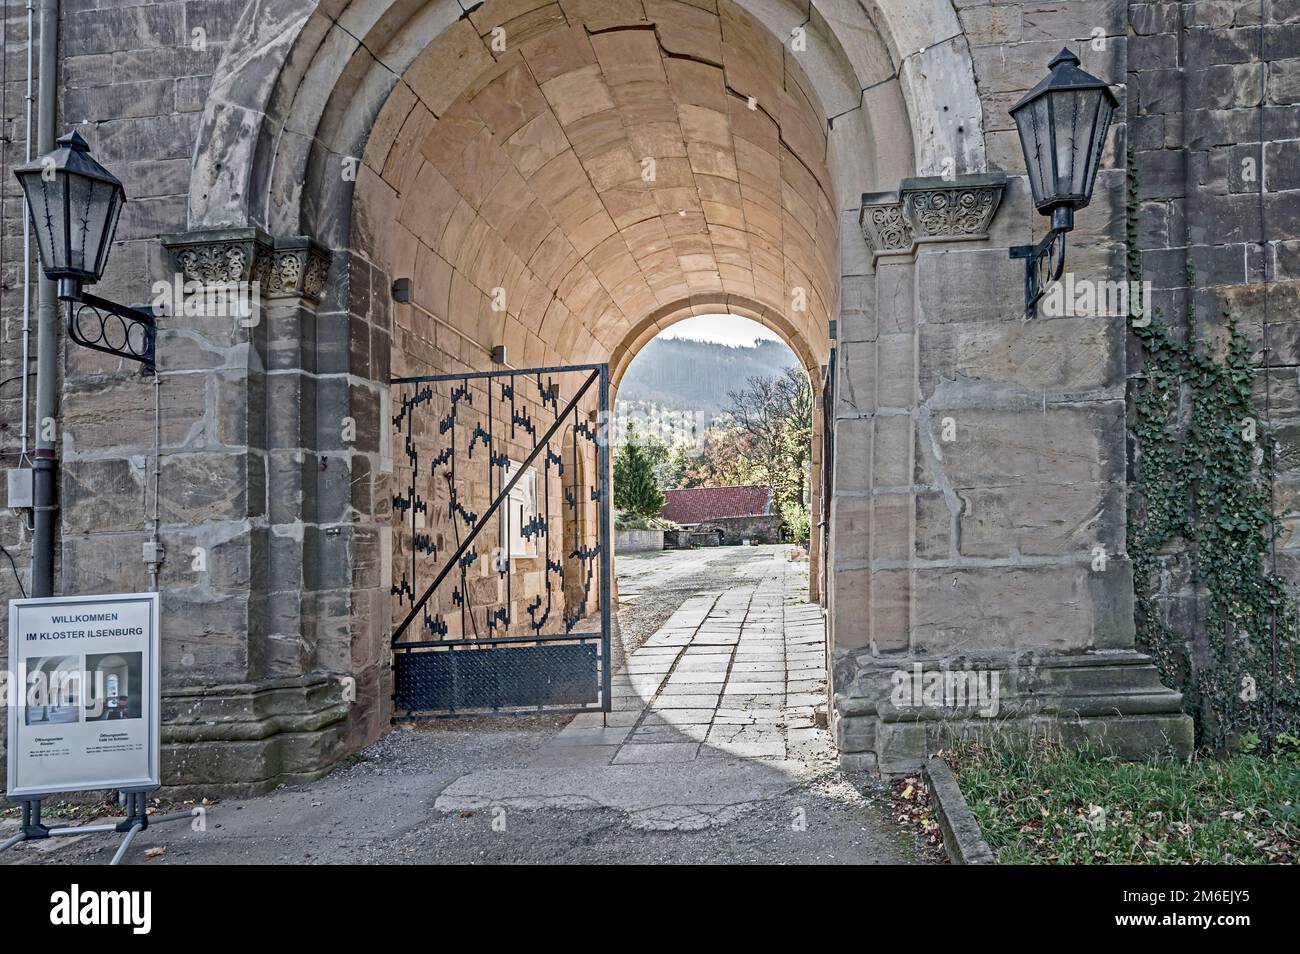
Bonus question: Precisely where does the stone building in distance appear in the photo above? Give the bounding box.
[661,485,783,545]
[0,0,1297,792]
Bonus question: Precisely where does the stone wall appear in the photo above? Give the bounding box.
[828,0,1196,772]
[615,529,664,552]
[1128,0,1300,738]
[0,1,289,792]
[701,514,784,545]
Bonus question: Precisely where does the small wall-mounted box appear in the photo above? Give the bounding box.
[6,467,33,509]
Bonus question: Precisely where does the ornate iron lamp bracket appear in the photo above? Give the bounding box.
[62,289,158,372]
[1009,227,1067,319]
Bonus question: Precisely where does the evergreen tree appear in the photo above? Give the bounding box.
[614,424,666,517]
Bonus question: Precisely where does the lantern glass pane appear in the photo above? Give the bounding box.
[51,174,70,274]
[1049,88,1089,203]
[1082,95,1114,205]
[95,187,124,277]
[77,178,116,278]
[67,173,93,272]
[17,170,58,273]
[1015,95,1053,208]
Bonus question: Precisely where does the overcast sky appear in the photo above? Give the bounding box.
[658,314,784,348]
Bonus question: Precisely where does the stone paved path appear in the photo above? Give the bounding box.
[432,550,864,832]
[535,557,826,766]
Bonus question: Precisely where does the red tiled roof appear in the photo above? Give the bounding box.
[661,485,772,524]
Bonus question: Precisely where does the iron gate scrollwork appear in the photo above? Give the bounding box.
[389,363,612,719]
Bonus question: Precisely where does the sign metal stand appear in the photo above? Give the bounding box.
[5,592,190,865]
[1,788,199,865]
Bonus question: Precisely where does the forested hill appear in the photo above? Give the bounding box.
[619,337,796,415]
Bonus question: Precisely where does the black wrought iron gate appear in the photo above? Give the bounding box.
[389,363,612,719]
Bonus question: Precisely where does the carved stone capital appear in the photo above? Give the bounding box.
[162,227,272,286]
[267,236,332,301]
[162,228,332,302]
[859,173,1008,261]
[899,172,1007,243]
[859,192,913,257]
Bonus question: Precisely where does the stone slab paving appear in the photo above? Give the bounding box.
[542,550,824,766]
[435,549,840,829]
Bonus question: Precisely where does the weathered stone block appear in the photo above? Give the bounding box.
[924,404,1126,490]
[920,316,1123,402]
[830,567,870,654]
[875,333,915,408]
[873,414,912,487]
[910,563,1133,655]
[915,247,1025,324]
[157,526,253,593]
[63,375,207,453]
[65,3,186,57]
[832,415,871,494]
[874,261,914,333]
[62,458,146,533]
[836,340,875,416]
[915,490,951,560]
[871,493,911,562]
[158,452,257,524]
[61,531,149,595]
[957,482,1124,559]
[831,494,870,565]
[870,568,909,653]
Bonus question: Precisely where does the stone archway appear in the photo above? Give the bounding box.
[350,2,844,724]
[186,0,986,237]
[606,295,826,597]
[168,0,1117,789]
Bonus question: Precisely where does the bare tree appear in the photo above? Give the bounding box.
[723,366,813,509]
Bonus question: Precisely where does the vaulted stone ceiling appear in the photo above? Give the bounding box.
[354,0,836,376]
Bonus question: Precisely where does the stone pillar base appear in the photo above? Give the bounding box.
[831,650,1194,775]
[160,675,352,798]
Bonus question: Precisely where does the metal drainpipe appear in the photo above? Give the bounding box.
[30,0,59,598]
[19,0,35,459]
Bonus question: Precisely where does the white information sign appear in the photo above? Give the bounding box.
[6,592,160,798]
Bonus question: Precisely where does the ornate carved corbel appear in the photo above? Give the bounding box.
[162,229,332,303]
[859,173,1008,261]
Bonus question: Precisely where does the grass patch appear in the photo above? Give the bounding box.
[947,739,1300,864]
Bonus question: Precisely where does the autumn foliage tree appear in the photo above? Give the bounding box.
[678,366,813,536]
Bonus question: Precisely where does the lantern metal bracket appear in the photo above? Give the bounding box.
[58,283,157,372]
[1008,206,1073,319]
[1009,230,1066,319]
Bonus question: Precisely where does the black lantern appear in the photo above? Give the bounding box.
[1008,49,1118,317]
[15,130,154,369]
[15,130,125,298]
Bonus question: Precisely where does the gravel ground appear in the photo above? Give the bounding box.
[2,546,930,865]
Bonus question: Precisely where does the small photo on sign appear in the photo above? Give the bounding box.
[84,651,144,721]
[24,655,82,726]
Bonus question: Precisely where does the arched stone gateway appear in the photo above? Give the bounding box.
[148,0,1190,793]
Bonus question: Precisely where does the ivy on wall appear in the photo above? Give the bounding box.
[1127,145,1300,752]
